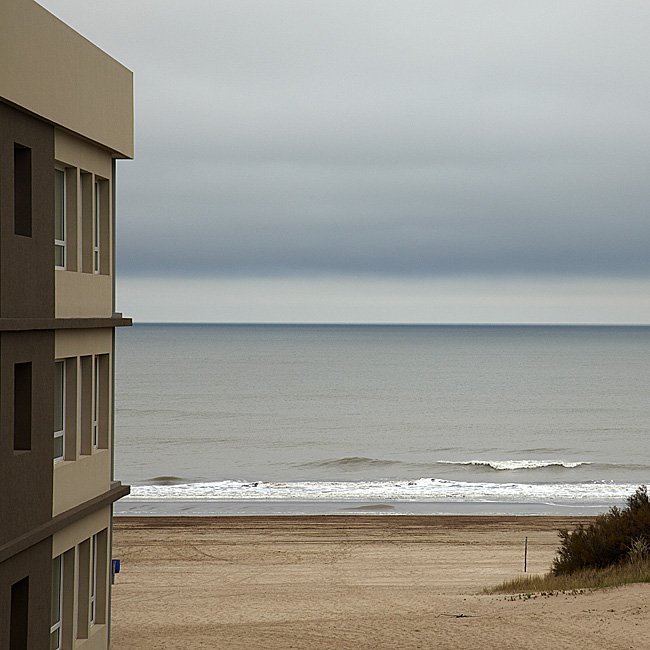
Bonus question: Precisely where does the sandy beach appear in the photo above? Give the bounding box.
[110,515,649,649]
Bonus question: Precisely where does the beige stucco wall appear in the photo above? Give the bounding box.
[55,327,112,358]
[52,507,111,558]
[53,450,111,516]
[55,129,114,178]
[0,0,133,158]
[56,271,113,318]
[52,507,111,650]
[54,328,113,516]
[54,129,114,292]
[72,623,109,650]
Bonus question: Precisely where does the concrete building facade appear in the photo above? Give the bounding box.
[0,1,132,648]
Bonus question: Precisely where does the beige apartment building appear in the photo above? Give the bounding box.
[0,1,132,648]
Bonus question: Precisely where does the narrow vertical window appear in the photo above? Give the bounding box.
[93,530,108,625]
[95,354,110,449]
[76,540,90,639]
[93,356,99,449]
[55,167,66,268]
[81,172,93,272]
[14,144,32,237]
[94,179,100,273]
[10,577,29,650]
[80,356,92,455]
[51,556,63,650]
[54,360,65,461]
[14,362,32,451]
[90,535,98,625]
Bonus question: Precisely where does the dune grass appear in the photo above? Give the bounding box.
[486,554,650,595]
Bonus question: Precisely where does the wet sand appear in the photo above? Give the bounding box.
[110,516,649,649]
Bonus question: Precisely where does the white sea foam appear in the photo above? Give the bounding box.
[126,478,635,503]
[437,460,589,470]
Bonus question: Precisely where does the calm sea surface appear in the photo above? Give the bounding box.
[114,324,650,515]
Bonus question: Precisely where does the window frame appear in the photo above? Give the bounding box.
[93,356,99,449]
[54,360,65,462]
[51,555,63,650]
[55,166,66,269]
[93,178,100,273]
[90,534,98,625]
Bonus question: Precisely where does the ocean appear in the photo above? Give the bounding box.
[113,324,650,516]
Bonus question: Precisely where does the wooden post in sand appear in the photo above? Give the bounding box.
[524,537,528,572]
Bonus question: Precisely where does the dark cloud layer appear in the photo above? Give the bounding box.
[41,1,650,280]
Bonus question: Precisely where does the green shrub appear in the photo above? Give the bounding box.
[552,485,650,575]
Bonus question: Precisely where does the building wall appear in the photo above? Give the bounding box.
[0,0,134,159]
[54,130,114,319]
[0,102,55,318]
[54,327,113,517]
[0,330,54,547]
[0,540,51,650]
[52,508,112,650]
[0,2,133,648]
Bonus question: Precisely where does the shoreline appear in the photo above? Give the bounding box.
[114,498,612,517]
[109,514,650,649]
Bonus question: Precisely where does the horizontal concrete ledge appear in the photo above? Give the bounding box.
[0,317,132,331]
[0,482,130,564]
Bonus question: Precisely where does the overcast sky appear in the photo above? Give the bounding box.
[39,0,650,323]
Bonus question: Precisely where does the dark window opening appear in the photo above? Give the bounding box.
[14,362,32,451]
[10,577,29,650]
[14,144,32,237]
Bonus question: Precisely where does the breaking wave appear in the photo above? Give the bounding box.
[293,458,606,472]
[126,477,637,504]
[437,460,589,471]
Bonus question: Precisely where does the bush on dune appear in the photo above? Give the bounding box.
[488,486,650,594]
[552,485,650,575]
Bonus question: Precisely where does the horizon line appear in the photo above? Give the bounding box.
[128,322,650,327]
